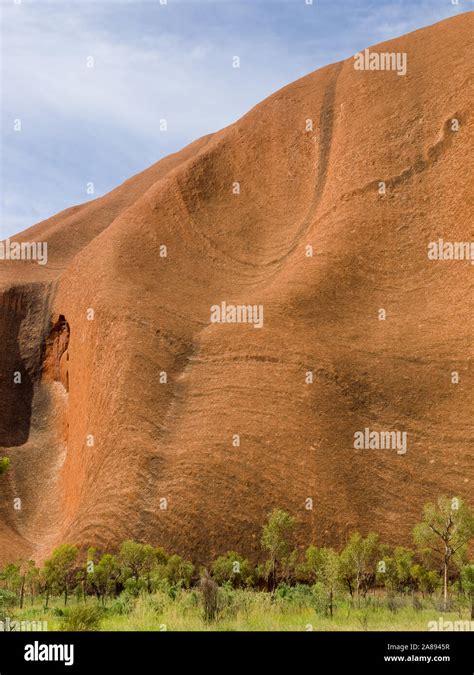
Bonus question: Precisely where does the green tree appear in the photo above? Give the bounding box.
[410,564,440,597]
[0,563,21,598]
[119,541,157,593]
[301,545,340,616]
[211,551,252,588]
[25,561,40,606]
[17,560,38,609]
[302,545,322,584]
[339,532,380,600]
[393,547,415,592]
[316,547,340,618]
[43,544,79,606]
[377,547,415,594]
[261,509,295,589]
[154,547,168,566]
[93,554,120,604]
[163,554,194,588]
[413,496,474,611]
[82,547,99,600]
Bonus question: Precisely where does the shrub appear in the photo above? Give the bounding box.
[0,589,17,611]
[412,594,423,612]
[176,589,200,617]
[0,589,17,625]
[108,592,134,616]
[163,555,194,588]
[216,584,238,619]
[387,593,402,613]
[122,577,147,597]
[312,582,331,616]
[230,589,254,618]
[274,583,315,610]
[60,605,103,631]
[143,593,168,615]
[0,457,10,475]
[211,551,253,588]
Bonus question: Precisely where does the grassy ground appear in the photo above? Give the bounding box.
[5,590,472,632]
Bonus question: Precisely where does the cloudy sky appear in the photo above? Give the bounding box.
[0,0,470,239]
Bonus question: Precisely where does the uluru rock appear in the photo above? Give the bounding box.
[0,13,472,565]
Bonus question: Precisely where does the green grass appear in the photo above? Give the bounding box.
[4,590,472,632]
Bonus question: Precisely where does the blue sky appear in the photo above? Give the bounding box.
[0,0,470,239]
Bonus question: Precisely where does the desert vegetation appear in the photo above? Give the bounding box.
[0,497,472,631]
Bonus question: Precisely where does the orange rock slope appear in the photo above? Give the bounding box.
[0,14,473,565]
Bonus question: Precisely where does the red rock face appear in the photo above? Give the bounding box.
[0,14,472,565]
[43,316,70,390]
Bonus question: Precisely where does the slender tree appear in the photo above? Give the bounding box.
[261,509,295,589]
[315,547,340,618]
[413,496,474,611]
[339,532,380,601]
[94,554,120,605]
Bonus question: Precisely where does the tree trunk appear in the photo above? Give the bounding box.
[19,578,25,609]
[443,558,448,612]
